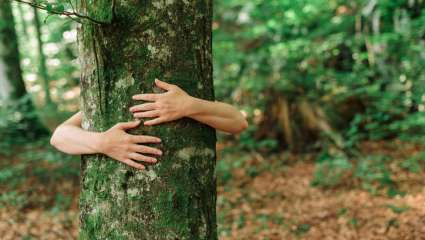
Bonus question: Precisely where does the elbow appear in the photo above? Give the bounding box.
[231,118,249,135]
[49,128,72,154]
[50,129,59,148]
[50,126,64,150]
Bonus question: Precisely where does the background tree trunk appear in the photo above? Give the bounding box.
[0,0,47,138]
[0,0,27,101]
[33,7,52,105]
[77,1,217,239]
[16,3,29,40]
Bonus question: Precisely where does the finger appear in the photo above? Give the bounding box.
[131,135,161,144]
[144,117,167,126]
[129,103,156,112]
[132,93,159,101]
[129,152,158,163]
[155,78,174,91]
[122,159,145,170]
[115,120,141,130]
[134,110,161,118]
[130,144,162,156]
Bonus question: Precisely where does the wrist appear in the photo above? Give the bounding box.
[184,96,199,118]
[93,132,106,154]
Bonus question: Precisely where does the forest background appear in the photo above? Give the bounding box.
[1,0,425,239]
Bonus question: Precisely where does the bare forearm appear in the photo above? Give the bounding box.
[186,97,248,134]
[50,125,103,155]
[130,79,248,134]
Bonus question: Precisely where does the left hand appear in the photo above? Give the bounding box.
[130,78,192,126]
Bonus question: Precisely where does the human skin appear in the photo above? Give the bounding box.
[50,78,248,170]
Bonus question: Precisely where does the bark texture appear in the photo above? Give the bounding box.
[77,1,216,239]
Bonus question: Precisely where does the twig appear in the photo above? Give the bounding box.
[13,0,106,24]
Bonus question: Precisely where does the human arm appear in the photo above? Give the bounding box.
[130,79,248,134]
[50,111,163,170]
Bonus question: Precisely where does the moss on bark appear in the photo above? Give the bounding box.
[77,1,216,239]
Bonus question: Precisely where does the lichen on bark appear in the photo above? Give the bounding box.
[77,1,216,239]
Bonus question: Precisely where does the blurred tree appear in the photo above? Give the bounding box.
[16,3,28,40]
[0,1,27,100]
[77,1,217,239]
[0,0,47,138]
[33,7,53,106]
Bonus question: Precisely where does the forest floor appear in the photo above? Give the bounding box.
[1,140,425,240]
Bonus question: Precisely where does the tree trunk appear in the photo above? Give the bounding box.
[77,1,217,239]
[0,0,27,101]
[0,0,47,138]
[16,3,29,40]
[33,7,52,105]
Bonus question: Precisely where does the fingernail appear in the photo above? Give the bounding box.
[158,151,162,155]
[152,159,157,163]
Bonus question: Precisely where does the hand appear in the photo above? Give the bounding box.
[98,120,162,170]
[130,78,192,126]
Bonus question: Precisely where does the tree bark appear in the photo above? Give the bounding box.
[77,1,217,239]
[0,0,47,138]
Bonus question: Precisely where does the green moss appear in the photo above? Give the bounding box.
[86,0,114,23]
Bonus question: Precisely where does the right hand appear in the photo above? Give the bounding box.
[98,120,162,170]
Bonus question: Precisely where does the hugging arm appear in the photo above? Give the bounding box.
[50,111,101,155]
[131,79,248,134]
[50,79,247,170]
[50,111,162,170]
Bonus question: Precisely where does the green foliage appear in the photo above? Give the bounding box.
[0,191,28,208]
[312,151,404,195]
[236,125,279,152]
[354,155,396,194]
[0,95,46,150]
[349,217,359,228]
[386,204,410,214]
[293,223,311,236]
[216,154,250,186]
[0,135,79,210]
[400,151,425,173]
[214,0,425,146]
[311,151,352,187]
[214,0,425,192]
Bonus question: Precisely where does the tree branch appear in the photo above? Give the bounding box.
[12,0,107,24]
